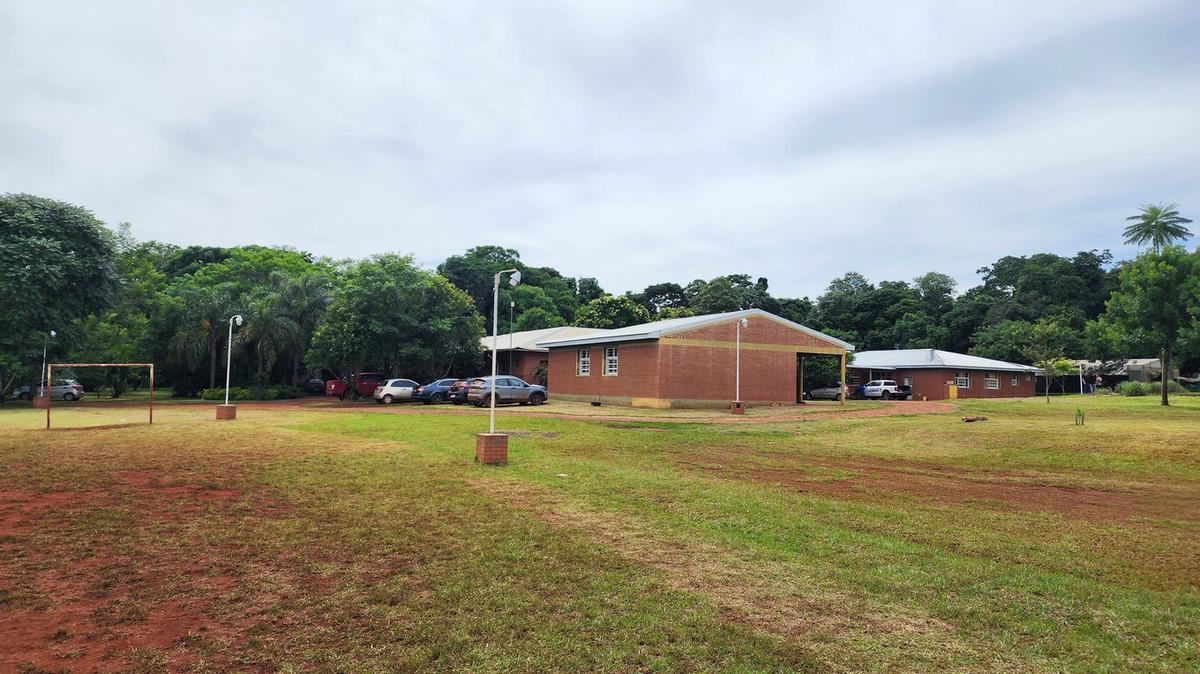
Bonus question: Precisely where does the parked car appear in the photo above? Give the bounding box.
[301,377,326,395]
[414,378,458,405]
[326,373,388,400]
[805,382,847,401]
[467,376,547,406]
[14,380,85,401]
[448,379,471,405]
[373,378,419,404]
[862,380,912,400]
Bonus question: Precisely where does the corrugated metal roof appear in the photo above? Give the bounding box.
[480,326,604,352]
[851,349,1038,373]
[535,309,855,350]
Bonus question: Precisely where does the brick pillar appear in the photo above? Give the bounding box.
[730,401,745,415]
[476,433,508,464]
[32,396,50,409]
[215,404,237,420]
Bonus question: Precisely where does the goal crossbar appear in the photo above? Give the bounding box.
[45,363,155,430]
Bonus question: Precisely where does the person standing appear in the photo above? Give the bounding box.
[1094,374,1103,394]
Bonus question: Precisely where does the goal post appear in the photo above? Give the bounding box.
[45,363,155,430]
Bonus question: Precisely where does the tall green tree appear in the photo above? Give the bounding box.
[168,283,239,390]
[574,295,650,329]
[239,290,303,398]
[0,194,120,396]
[1123,203,1193,252]
[308,255,483,383]
[1093,247,1199,406]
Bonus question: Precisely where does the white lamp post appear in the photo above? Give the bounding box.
[217,315,243,419]
[509,300,515,374]
[489,269,520,434]
[735,318,749,401]
[40,330,56,394]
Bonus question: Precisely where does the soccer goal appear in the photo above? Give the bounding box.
[44,363,155,430]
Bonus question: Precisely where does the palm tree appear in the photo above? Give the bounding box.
[1123,203,1193,252]
[273,272,332,384]
[168,283,236,390]
[238,291,302,399]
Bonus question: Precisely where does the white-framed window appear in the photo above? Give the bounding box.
[984,372,1000,389]
[577,349,590,376]
[604,347,618,375]
[955,371,971,388]
[1011,374,1019,386]
[1025,373,1032,381]
[902,376,913,387]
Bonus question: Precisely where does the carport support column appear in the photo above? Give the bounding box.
[840,351,847,407]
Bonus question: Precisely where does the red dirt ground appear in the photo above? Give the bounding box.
[678,451,1200,524]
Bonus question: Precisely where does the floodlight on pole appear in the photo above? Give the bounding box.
[735,317,749,403]
[40,330,57,393]
[490,269,520,433]
[225,315,243,406]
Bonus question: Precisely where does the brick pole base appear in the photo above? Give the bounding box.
[215,404,238,420]
[32,396,51,409]
[476,433,508,464]
[730,401,746,415]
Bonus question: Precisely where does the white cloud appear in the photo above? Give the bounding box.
[1,0,1197,297]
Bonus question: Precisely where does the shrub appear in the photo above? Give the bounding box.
[1116,380,1185,396]
[1116,381,1148,396]
[264,385,304,400]
[199,387,255,401]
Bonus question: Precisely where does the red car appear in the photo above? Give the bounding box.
[325,373,387,400]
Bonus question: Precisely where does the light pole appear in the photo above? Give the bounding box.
[509,300,515,374]
[40,330,56,394]
[735,317,749,405]
[224,315,243,406]
[490,269,521,434]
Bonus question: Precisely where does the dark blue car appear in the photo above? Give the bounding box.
[414,378,459,404]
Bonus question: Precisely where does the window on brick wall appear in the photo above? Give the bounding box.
[902,376,913,387]
[1011,374,1019,386]
[955,371,971,388]
[604,347,618,375]
[849,371,860,384]
[1025,373,1032,381]
[984,372,1000,389]
[577,349,590,376]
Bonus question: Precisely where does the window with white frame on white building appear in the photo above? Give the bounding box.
[604,347,618,375]
[984,372,1000,389]
[577,349,590,376]
[955,371,971,388]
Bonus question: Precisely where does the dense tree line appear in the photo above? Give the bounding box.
[2,194,1197,403]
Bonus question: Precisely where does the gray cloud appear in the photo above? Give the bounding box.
[2,0,1197,298]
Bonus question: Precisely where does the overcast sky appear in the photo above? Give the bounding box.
[3,1,1198,298]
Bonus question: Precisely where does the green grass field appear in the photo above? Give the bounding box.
[1,395,1197,673]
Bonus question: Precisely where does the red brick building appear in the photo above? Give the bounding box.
[481,326,598,386]
[536,310,853,408]
[848,349,1039,400]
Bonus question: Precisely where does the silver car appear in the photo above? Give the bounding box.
[467,376,548,406]
[805,382,847,401]
[15,379,85,401]
[373,378,419,404]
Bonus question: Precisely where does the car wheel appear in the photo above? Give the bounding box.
[382,394,394,404]
[431,392,445,404]
[63,393,76,401]
[834,393,841,401]
[881,391,892,400]
[529,392,545,406]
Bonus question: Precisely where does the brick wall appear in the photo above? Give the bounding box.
[849,367,1037,400]
[671,316,841,350]
[499,351,546,386]
[546,341,662,399]
[659,343,797,403]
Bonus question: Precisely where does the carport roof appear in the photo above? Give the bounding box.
[535,309,854,350]
[851,349,1038,373]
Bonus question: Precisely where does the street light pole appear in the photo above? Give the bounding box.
[490,269,521,433]
[735,318,748,402]
[40,330,56,393]
[509,300,514,374]
[225,315,243,406]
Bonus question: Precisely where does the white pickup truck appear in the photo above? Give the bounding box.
[862,379,911,400]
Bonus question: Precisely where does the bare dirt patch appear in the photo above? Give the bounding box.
[678,451,1200,525]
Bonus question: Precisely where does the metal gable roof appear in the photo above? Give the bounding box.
[534,309,855,351]
[480,326,604,352]
[850,349,1038,373]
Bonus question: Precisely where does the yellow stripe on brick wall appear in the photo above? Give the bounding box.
[659,337,845,355]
